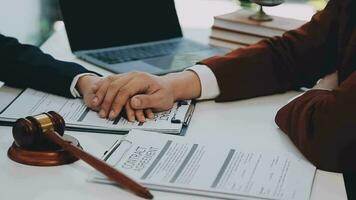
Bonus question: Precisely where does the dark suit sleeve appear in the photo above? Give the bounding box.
[0,34,91,97]
[199,0,340,102]
[275,71,356,173]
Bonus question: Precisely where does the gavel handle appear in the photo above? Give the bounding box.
[45,130,153,199]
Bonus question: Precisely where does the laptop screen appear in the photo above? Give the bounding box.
[59,0,183,51]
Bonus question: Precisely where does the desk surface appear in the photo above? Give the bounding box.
[0,92,347,200]
[0,3,347,199]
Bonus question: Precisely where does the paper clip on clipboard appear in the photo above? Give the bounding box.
[170,100,195,127]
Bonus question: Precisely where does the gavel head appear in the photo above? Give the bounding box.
[13,111,65,149]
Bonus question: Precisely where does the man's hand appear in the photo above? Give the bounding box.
[313,71,339,90]
[92,71,201,122]
[94,72,175,121]
[76,75,103,110]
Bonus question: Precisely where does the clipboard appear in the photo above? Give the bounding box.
[0,87,195,136]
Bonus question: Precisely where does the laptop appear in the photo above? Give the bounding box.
[59,0,226,75]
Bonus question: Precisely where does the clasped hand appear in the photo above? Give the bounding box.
[77,69,338,122]
[77,72,176,122]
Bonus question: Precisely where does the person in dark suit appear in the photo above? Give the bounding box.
[89,0,356,173]
[0,34,102,107]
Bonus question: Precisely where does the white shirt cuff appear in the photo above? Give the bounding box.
[186,64,220,100]
[70,73,99,98]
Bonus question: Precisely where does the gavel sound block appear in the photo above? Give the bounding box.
[8,111,80,166]
[7,111,153,199]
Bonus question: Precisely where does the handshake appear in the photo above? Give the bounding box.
[76,71,201,122]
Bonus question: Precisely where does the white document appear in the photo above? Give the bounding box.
[91,130,316,200]
[0,88,194,134]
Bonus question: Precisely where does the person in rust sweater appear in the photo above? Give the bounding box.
[88,0,355,173]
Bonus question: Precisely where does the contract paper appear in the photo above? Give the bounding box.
[91,130,316,200]
[0,88,193,134]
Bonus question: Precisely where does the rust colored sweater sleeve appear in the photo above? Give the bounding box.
[199,0,340,102]
[275,72,356,173]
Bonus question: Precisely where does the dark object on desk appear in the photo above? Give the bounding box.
[8,111,153,199]
[8,135,80,166]
[344,173,356,200]
[59,0,226,75]
[249,0,284,21]
[8,111,80,166]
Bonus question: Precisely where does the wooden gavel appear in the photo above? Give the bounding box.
[8,111,153,199]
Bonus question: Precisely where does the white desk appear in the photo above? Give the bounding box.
[0,5,347,200]
[0,90,347,200]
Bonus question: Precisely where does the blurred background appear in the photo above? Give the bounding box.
[0,0,327,46]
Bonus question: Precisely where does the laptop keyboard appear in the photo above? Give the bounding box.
[86,40,206,65]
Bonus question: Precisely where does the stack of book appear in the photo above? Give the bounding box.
[210,9,306,50]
